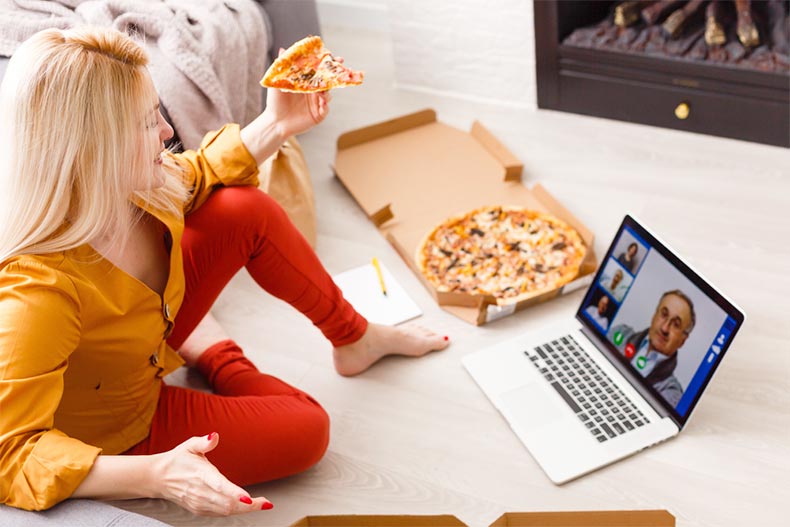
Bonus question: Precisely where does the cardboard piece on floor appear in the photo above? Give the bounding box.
[333,109,597,326]
[333,261,423,326]
[288,515,466,527]
[288,510,675,527]
[490,509,676,526]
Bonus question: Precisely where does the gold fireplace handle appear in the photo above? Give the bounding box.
[674,102,691,120]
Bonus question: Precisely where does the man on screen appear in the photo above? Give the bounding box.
[610,290,696,406]
[585,294,610,330]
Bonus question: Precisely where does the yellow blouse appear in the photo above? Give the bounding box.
[0,125,260,510]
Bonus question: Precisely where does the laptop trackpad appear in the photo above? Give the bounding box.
[498,382,566,429]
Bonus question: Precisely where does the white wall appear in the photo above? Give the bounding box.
[318,0,537,108]
[316,0,390,32]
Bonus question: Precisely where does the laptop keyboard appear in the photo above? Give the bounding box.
[524,335,650,443]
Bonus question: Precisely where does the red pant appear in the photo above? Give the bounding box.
[123,186,367,486]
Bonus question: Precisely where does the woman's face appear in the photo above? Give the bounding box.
[137,74,174,191]
[141,101,174,189]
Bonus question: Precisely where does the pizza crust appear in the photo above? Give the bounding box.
[416,206,587,306]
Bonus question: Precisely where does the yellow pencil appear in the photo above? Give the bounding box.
[371,257,387,296]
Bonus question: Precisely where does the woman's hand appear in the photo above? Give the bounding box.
[240,89,331,166]
[150,433,273,516]
[265,88,331,139]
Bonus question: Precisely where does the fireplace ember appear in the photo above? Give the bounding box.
[564,0,789,74]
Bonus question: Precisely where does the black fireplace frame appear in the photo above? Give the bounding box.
[534,1,790,148]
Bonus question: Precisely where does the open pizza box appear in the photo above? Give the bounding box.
[288,510,675,527]
[333,109,597,326]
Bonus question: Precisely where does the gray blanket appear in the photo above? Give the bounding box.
[0,0,270,150]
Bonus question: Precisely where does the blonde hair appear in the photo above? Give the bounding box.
[0,26,188,264]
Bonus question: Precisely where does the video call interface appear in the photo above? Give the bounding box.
[580,223,738,417]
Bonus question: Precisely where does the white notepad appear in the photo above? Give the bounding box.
[333,261,422,326]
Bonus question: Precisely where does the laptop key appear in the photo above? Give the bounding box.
[623,421,634,431]
[600,422,616,438]
[596,436,607,443]
[549,382,581,413]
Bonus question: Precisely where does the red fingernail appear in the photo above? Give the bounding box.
[443,336,449,341]
[207,432,216,441]
[239,496,252,505]
[262,501,274,510]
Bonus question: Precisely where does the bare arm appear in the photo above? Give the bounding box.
[71,455,158,501]
[240,79,330,166]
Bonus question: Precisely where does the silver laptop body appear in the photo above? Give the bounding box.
[463,215,744,484]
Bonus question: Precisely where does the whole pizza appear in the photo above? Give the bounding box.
[416,206,586,305]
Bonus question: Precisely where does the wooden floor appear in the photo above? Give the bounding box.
[116,25,790,527]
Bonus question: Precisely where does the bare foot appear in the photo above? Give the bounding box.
[177,313,231,367]
[332,323,450,377]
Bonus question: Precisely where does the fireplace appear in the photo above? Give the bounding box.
[534,1,789,147]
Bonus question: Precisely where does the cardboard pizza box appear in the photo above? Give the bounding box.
[287,510,675,527]
[489,509,675,526]
[334,109,597,326]
[288,515,466,527]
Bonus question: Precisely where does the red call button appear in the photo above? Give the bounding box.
[625,343,636,359]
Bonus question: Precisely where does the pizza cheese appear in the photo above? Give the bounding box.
[260,35,363,93]
[416,206,586,305]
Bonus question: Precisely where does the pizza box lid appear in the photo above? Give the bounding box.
[334,109,597,325]
[288,510,675,527]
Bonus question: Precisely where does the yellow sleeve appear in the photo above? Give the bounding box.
[0,260,101,511]
[172,123,261,215]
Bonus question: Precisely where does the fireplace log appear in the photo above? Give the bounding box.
[615,1,657,27]
[767,0,789,54]
[641,0,685,25]
[705,0,727,46]
[735,0,760,47]
[662,0,707,38]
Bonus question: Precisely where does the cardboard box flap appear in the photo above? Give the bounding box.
[337,109,437,151]
[489,510,675,527]
[470,121,523,182]
[289,515,467,527]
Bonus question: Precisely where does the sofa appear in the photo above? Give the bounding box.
[0,1,320,525]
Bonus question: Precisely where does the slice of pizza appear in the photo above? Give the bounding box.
[260,35,364,93]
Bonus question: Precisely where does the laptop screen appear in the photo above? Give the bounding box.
[576,215,744,426]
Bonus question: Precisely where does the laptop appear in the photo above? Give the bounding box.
[462,215,745,484]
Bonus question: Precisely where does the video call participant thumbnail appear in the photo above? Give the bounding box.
[584,292,612,331]
[617,242,639,273]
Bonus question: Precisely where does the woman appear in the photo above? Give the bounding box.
[0,27,448,516]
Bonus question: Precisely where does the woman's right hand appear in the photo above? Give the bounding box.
[150,433,273,516]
